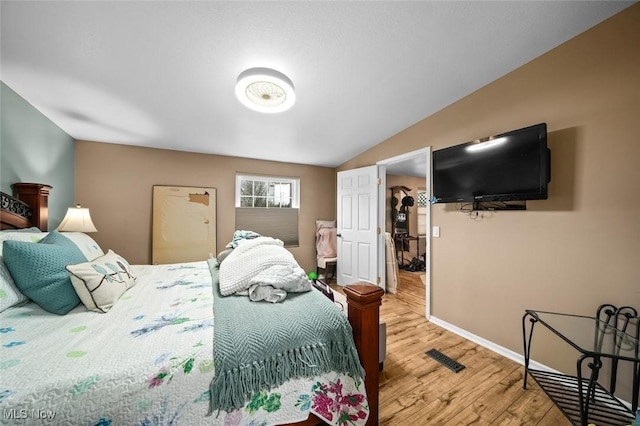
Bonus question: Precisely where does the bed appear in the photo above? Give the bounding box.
[0,183,383,426]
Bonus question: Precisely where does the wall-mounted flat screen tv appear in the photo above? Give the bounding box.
[433,123,550,203]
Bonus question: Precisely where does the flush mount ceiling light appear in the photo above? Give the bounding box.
[235,67,296,113]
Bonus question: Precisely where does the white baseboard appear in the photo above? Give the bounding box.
[428,316,560,374]
[428,316,634,410]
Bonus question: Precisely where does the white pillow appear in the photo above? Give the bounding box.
[0,230,47,312]
[66,250,136,313]
[60,232,104,261]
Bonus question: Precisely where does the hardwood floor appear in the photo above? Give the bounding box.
[335,271,571,425]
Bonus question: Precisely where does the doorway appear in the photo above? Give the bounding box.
[377,147,431,319]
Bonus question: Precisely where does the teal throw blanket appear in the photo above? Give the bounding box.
[207,258,364,413]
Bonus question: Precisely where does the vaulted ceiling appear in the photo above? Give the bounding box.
[1,1,633,169]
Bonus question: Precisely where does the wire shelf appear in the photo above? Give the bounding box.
[528,369,635,426]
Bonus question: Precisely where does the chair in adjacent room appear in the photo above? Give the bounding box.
[316,220,337,282]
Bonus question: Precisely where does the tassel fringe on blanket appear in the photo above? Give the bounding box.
[207,258,364,414]
[209,340,363,413]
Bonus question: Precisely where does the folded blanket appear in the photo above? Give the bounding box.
[219,236,311,299]
[207,258,364,414]
[247,285,287,303]
[225,229,262,249]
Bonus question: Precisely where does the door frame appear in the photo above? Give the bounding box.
[377,147,432,319]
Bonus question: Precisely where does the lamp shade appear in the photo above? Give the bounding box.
[57,205,97,233]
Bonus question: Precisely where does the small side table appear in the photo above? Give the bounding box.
[522,304,639,426]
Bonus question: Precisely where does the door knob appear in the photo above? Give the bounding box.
[336,233,342,238]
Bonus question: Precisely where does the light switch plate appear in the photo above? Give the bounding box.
[433,226,440,238]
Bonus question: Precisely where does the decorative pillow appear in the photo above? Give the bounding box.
[0,231,48,312]
[0,265,25,312]
[2,231,86,315]
[40,230,89,260]
[66,250,136,313]
[60,232,105,261]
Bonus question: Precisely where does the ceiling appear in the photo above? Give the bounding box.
[1,1,633,170]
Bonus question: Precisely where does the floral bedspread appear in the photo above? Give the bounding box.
[0,261,368,425]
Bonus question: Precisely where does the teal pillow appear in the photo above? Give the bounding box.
[3,231,87,315]
[40,230,89,260]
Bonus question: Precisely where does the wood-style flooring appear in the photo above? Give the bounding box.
[334,271,571,425]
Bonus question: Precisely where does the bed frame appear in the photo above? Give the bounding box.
[0,182,383,426]
[0,183,51,231]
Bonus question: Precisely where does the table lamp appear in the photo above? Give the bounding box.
[57,205,97,232]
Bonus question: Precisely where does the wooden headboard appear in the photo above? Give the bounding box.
[0,183,52,231]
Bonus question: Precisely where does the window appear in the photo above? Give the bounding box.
[236,175,299,208]
[416,188,428,208]
[235,174,300,246]
[417,188,427,235]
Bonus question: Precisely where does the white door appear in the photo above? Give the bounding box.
[336,166,380,287]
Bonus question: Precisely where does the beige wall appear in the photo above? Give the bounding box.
[75,141,336,272]
[339,3,640,379]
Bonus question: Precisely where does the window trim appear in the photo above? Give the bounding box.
[235,174,300,208]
